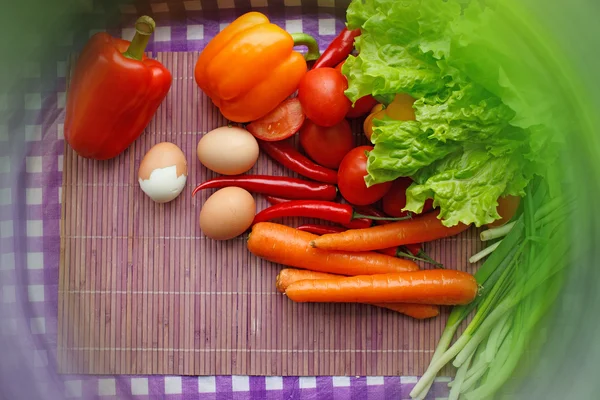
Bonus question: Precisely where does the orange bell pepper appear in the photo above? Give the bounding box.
[64,16,172,160]
[363,93,417,141]
[194,12,320,123]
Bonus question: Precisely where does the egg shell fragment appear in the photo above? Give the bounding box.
[199,187,256,240]
[138,142,188,203]
[196,126,259,175]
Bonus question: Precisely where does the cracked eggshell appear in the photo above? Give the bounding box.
[138,142,188,203]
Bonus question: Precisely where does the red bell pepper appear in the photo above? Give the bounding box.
[64,16,172,160]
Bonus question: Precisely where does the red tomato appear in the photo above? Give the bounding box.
[382,177,434,217]
[488,195,521,227]
[335,62,379,119]
[346,95,379,119]
[337,146,393,206]
[297,68,351,127]
[246,98,305,141]
[299,119,355,169]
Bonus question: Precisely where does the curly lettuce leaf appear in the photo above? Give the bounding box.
[342,0,560,227]
[404,146,529,227]
[366,118,459,184]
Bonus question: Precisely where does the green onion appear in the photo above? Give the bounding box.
[410,179,571,400]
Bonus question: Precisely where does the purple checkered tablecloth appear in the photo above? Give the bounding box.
[0,0,452,398]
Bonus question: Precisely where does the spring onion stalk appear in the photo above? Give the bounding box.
[463,330,516,399]
[410,247,520,398]
[480,222,515,241]
[484,313,512,363]
[469,241,501,263]
[462,344,492,395]
[454,334,490,388]
[448,352,474,400]
[413,323,461,400]
[410,180,571,400]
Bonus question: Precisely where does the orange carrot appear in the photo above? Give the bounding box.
[310,211,470,252]
[248,222,419,276]
[285,269,478,306]
[276,268,439,319]
[276,268,339,293]
[372,303,440,319]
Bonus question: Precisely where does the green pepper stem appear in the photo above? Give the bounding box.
[123,16,156,61]
[290,33,321,62]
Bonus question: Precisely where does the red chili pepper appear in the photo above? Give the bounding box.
[192,176,337,201]
[265,196,290,205]
[65,16,172,160]
[252,200,376,229]
[312,27,361,69]
[297,224,347,235]
[258,140,338,184]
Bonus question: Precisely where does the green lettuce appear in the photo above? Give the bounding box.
[342,0,560,227]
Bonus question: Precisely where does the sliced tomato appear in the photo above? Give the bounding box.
[246,98,305,141]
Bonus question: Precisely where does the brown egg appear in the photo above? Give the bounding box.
[199,187,256,240]
[138,142,188,203]
[196,126,259,175]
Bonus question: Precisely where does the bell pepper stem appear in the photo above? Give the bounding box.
[123,16,156,61]
[290,33,321,62]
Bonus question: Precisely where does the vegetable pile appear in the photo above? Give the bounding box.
[189,2,570,399]
[187,10,488,321]
[65,2,572,398]
[342,0,559,228]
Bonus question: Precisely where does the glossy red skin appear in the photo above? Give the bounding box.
[312,27,361,70]
[64,34,172,160]
[191,175,338,201]
[246,98,305,141]
[297,68,351,127]
[299,118,355,169]
[252,200,372,229]
[346,95,379,118]
[297,224,347,235]
[337,146,393,206]
[383,177,434,217]
[258,139,338,184]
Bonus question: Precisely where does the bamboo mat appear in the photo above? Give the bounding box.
[57,51,484,376]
